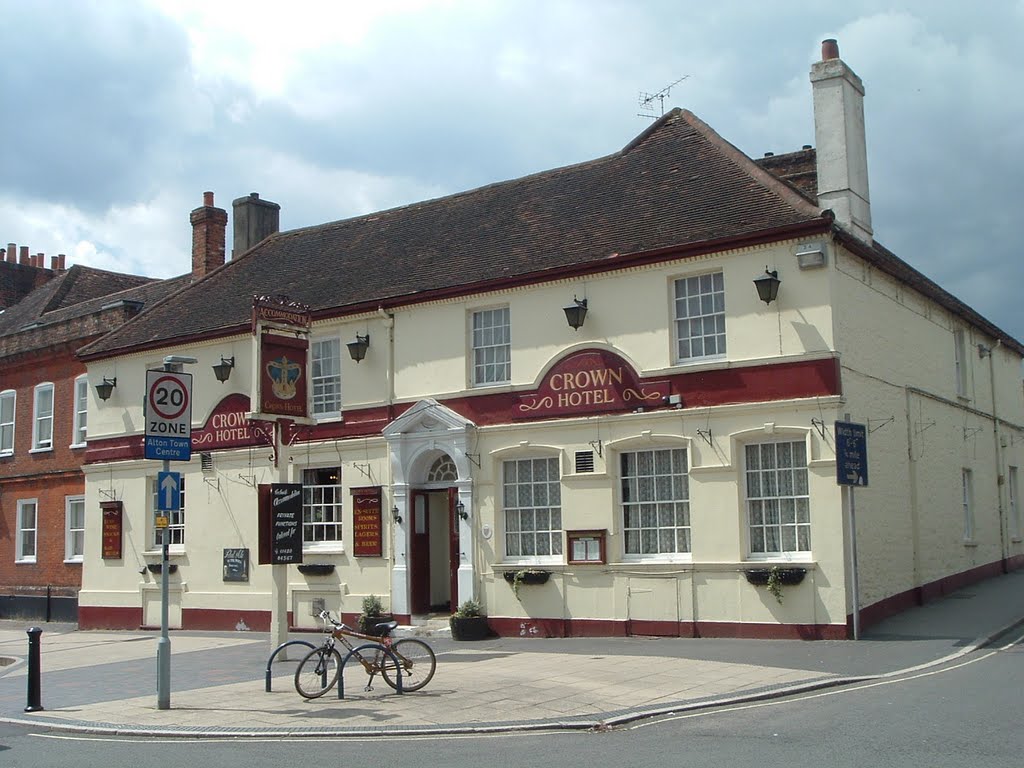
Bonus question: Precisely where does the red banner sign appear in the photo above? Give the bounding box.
[259,333,309,418]
[351,487,383,557]
[101,501,123,559]
[192,394,273,451]
[516,349,670,418]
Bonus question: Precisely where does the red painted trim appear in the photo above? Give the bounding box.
[181,608,276,632]
[858,557,1022,631]
[86,357,840,464]
[487,615,844,640]
[78,605,142,630]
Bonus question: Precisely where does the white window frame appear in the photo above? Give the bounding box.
[0,389,14,456]
[311,337,342,419]
[65,495,85,562]
[471,306,511,387]
[1009,466,1021,541]
[962,468,975,542]
[674,270,726,363]
[620,447,691,561]
[954,328,968,397]
[745,439,811,558]
[16,499,38,563]
[32,382,54,452]
[502,456,562,564]
[71,375,88,448]
[151,476,186,550]
[302,466,344,549]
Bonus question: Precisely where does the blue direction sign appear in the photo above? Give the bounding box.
[157,471,182,511]
[835,420,868,486]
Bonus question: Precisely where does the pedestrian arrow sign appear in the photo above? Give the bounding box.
[157,471,182,511]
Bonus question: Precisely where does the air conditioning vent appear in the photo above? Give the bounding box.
[575,450,595,473]
[200,452,213,473]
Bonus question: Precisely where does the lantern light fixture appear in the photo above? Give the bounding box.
[95,377,117,401]
[212,356,235,383]
[391,505,402,524]
[753,267,781,305]
[563,296,588,330]
[347,333,370,363]
[456,500,469,520]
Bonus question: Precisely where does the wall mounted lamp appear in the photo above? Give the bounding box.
[753,267,781,305]
[347,333,370,363]
[212,356,235,383]
[95,377,117,401]
[456,500,469,520]
[563,297,588,330]
[391,505,402,524]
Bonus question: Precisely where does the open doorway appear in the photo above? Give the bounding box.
[408,488,460,615]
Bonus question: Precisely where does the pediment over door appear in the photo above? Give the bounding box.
[383,398,476,438]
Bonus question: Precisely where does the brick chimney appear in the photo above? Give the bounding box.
[810,38,872,244]
[232,192,281,258]
[190,191,228,280]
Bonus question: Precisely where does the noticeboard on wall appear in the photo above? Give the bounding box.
[351,486,383,557]
[223,548,250,582]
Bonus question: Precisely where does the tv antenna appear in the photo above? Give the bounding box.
[638,75,689,120]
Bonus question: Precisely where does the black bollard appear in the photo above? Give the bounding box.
[25,626,43,712]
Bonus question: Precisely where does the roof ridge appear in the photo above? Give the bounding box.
[676,109,824,220]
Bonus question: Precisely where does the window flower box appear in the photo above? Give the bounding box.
[297,563,335,576]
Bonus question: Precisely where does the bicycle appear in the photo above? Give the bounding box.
[294,610,436,699]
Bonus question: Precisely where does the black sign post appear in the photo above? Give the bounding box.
[835,418,868,639]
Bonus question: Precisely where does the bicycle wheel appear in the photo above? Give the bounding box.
[295,645,342,699]
[380,638,436,692]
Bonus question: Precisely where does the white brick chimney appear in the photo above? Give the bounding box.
[810,39,872,244]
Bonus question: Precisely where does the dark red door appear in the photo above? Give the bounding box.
[410,491,430,614]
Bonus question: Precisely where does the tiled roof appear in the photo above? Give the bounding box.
[81,109,826,359]
[0,265,186,359]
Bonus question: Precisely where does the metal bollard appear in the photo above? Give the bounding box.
[25,627,43,712]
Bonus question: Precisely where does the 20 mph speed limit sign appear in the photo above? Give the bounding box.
[144,370,193,461]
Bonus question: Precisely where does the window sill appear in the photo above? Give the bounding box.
[963,539,979,548]
[144,549,186,558]
[621,554,694,565]
[16,558,37,565]
[69,443,86,450]
[63,558,83,565]
[0,451,12,459]
[29,446,53,454]
[302,545,344,555]
[1011,536,1023,544]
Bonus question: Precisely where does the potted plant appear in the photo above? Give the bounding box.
[358,594,393,635]
[503,568,552,598]
[449,599,490,641]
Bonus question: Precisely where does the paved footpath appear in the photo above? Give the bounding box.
[1,570,1022,737]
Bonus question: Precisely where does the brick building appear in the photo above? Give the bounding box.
[0,249,188,620]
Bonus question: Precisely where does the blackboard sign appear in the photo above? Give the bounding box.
[223,548,249,582]
[270,483,304,564]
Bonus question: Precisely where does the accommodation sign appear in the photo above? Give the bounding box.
[269,483,303,564]
[517,349,670,418]
[351,486,383,557]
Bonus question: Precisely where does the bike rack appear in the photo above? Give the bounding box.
[265,639,317,692]
[337,643,404,700]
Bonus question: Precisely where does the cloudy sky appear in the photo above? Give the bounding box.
[3,1,1022,341]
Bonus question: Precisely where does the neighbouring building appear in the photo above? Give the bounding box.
[0,246,189,620]
[75,41,1023,638]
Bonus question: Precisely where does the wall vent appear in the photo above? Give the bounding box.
[575,450,595,473]
[201,452,214,473]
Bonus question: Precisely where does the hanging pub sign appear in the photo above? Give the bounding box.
[351,486,383,557]
[259,333,309,419]
[516,349,670,419]
[100,501,123,560]
[257,484,304,565]
[252,294,312,331]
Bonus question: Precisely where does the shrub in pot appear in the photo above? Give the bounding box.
[358,594,394,635]
[450,599,490,641]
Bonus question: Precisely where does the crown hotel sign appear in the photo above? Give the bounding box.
[252,295,311,421]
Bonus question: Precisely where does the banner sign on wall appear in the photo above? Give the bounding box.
[351,486,383,557]
[101,501,123,560]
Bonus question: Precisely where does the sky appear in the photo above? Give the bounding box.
[2,1,1023,341]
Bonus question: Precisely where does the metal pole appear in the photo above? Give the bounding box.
[157,455,171,709]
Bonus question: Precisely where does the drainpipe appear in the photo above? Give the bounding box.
[984,340,1008,571]
[904,388,922,602]
[378,306,395,421]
